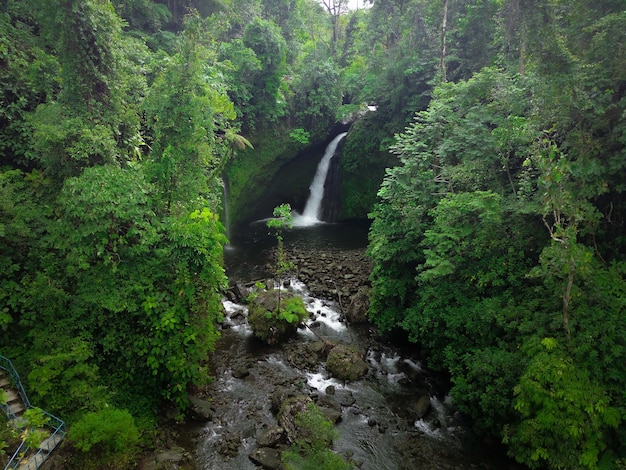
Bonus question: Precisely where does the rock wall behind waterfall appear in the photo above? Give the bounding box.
[338,114,399,220]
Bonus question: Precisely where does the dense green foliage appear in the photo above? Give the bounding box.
[1,0,237,462]
[367,1,626,468]
[69,407,139,468]
[2,0,625,468]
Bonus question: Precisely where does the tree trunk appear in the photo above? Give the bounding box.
[440,0,448,83]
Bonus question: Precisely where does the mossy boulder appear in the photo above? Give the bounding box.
[278,396,335,448]
[248,290,308,345]
[326,344,368,381]
[346,286,370,324]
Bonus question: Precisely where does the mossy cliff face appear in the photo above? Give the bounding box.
[224,123,348,228]
[338,113,399,220]
[225,128,306,228]
[224,116,399,227]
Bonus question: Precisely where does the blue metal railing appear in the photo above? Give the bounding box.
[0,355,67,470]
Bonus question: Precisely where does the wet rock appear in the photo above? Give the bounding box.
[232,362,250,379]
[155,449,186,465]
[325,385,336,395]
[413,394,432,419]
[216,432,241,458]
[271,386,297,414]
[248,291,307,345]
[320,406,342,424]
[339,392,356,407]
[316,393,341,412]
[231,282,249,302]
[257,426,286,447]
[326,344,369,381]
[187,394,214,421]
[230,308,247,321]
[285,247,371,304]
[284,341,320,370]
[249,447,282,469]
[278,395,313,443]
[346,286,370,324]
[308,340,328,356]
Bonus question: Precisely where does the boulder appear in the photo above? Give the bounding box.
[412,394,431,419]
[271,386,297,414]
[326,345,369,381]
[248,291,306,345]
[278,395,313,443]
[231,361,251,379]
[216,432,241,458]
[155,450,185,464]
[249,447,283,470]
[256,426,286,448]
[346,286,370,324]
[319,406,342,424]
[187,394,214,421]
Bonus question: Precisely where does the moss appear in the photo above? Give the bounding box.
[326,344,368,381]
[338,115,399,220]
[225,125,327,227]
[248,291,308,345]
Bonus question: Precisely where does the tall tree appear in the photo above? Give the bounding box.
[30,0,145,181]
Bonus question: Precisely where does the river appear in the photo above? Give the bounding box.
[196,219,516,470]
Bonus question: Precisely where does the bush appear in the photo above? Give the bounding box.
[248,291,307,344]
[281,403,351,470]
[69,407,139,467]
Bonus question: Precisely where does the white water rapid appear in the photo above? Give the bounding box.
[293,132,348,227]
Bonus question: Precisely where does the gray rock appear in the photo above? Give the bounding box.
[187,394,214,421]
[232,363,250,379]
[413,394,431,419]
[257,426,286,447]
[278,395,313,443]
[319,406,342,424]
[326,344,369,381]
[346,286,370,324]
[249,447,283,469]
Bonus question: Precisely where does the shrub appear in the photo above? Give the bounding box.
[69,407,139,467]
[281,403,351,470]
[248,291,307,344]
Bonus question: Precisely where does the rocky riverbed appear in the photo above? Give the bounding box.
[285,247,371,306]
[188,243,515,470]
[130,243,515,470]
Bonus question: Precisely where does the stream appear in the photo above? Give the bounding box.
[195,221,514,470]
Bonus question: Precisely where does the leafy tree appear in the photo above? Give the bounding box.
[267,203,295,310]
[281,403,351,470]
[240,16,288,127]
[28,0,146,182]
[367,2,626,465]
[0,4,58,168]
[292,56,343,134]
[18,164,227,412]
[144,11,236,213]
[504,338,621,470]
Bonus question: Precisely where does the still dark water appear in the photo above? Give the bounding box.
[224,219,370,282]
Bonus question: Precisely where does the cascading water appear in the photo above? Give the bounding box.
[196,279,504,470]
[293,132,348,227]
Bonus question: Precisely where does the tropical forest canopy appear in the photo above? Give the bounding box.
[1,0,625,468]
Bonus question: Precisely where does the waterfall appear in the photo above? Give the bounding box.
[293,132,347,227]
[222,174,231,240]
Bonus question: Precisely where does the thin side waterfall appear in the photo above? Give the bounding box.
[293,132,347,227]
[222,174,231,240]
